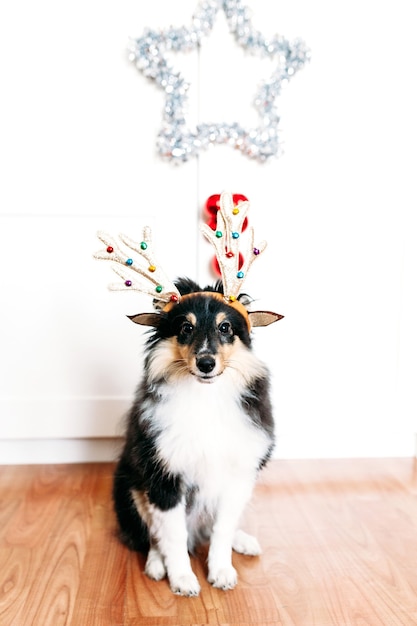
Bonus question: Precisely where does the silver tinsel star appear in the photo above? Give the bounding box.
[128,0,310,163]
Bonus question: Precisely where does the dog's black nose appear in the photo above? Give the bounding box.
[196,355,216,374]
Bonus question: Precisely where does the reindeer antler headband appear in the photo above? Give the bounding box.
[200,192,266,303]
[94,226,181,304]
[94,192,282,327]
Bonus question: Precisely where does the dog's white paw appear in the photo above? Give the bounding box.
[169,573,201,597]
[145,548,167,581]
[232,529,261,556]
[208,565,238,590]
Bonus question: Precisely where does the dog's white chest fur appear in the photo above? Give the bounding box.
[149,373,269,498]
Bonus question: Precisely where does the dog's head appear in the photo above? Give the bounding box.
[128,278,283,384]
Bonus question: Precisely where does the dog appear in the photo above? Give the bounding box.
[112,277,281,596]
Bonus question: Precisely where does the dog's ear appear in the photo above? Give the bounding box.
[248,311,284,327]
[127,313,162,327]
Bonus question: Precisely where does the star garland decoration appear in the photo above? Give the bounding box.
[128,0,310,164]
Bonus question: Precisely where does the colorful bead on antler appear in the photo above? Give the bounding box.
[94,227,181,303]
[201,192,267,302]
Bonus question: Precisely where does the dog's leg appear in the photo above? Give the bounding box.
[145,542,166,581]
[207,481,255,590]
[232,529,261,556]
[149,502,201,596]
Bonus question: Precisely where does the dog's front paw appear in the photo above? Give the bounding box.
[169,573,201,597]
[232,529,261,556]
[208,565,238,591]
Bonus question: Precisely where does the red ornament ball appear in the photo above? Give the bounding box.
[204,194,249,232]
[204,194,221,217]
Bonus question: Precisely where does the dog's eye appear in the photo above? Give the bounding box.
[181,321,194,335]
[219,321,232,335]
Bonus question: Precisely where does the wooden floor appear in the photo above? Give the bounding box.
[1,459,417,626]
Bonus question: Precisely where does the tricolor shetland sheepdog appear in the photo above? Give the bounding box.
[113,277,281,596]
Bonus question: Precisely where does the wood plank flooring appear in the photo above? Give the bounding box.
[1,458,417,625]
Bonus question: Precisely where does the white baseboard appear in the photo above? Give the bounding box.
[0,432,416,465]
[0,438,123,465]
[275,430,417,459]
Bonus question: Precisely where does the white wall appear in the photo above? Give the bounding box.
[1,0,416,463]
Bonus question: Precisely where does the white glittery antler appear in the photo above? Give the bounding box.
[201,192,267,301]
[94,227,181,303]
